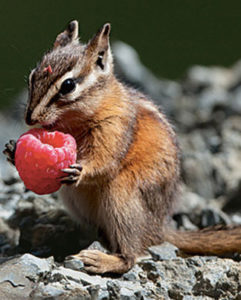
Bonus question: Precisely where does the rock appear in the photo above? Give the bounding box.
[139,256,241,299]
[97,289,109,300]
[30,282,91,300]
[148,242,178,261]
[193,259,241,298]
[0,254,54,299]
[197,88,229,123]
[185,65,234,89]
[173,213,199,231]
[107,280,121,299]
[122,265,142,281]
[87,241,109,253]
[231,213,241,225]
[177,186,209,214]
[8,197,92,261]
[231,86,241,114]
[64,257,85,271]
[119,287,136,300]
[182,151,214,199]
[30,282,66,299]
[199,208,227,228]
[52,266,108,288]
[0,254,54,282]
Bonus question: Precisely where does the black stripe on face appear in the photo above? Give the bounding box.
[46,93,61,107]
[25,108,37,125]
[75,75,85,84]
[30,71,36,88]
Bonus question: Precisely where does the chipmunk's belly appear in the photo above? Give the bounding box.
[59,184,99,225]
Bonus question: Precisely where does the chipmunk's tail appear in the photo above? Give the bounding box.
[164,225,241,255]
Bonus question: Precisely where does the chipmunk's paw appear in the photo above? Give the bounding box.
[69,250,110,274]
[3,140,16,166]
[60,164,82,185]
[68,249,132,274]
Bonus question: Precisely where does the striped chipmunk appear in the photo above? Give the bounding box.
[4,21,241,274]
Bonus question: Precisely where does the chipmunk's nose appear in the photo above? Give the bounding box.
[25,109,37,126]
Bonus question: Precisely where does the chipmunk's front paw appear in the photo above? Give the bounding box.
[60,164,82,185]
[3,140,16,166]
[69,250,110,274]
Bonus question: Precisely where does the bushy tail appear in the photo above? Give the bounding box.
[164,225,241,255]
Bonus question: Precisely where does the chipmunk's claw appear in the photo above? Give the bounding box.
[60,164,82,185]
[3,140,16,166]
[69,164,83,171]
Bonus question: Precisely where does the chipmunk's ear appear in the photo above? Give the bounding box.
[54,20,79,48]
[87,23,111,53]
[86,23,112,71]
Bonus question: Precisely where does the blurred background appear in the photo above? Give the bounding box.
[0,0,241,109]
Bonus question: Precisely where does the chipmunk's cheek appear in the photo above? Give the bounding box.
[39,112,60,129]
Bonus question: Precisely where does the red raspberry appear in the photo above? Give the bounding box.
[15,128,77,195]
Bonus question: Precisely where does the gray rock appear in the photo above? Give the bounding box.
[174,214,199,231]
[52,266,108,288]
[107,280,121,299]
[64,257,85,271]
[200,208,227,227]
[182,151,214,199]
[97,289,109,300]
[177,187,209,214]
[197,88,229,122]
[30,282,66,299]
[0,254,54,299]
[122,265,142,281]
[87,241,109,253]
[119,287,136,300]
[30,281,91,299]
[186,65,233,89]
[231,213,241,224]
[148,242,178,261]
[193,259,241,298]
[0,254,53,283]
[87,284,101,299]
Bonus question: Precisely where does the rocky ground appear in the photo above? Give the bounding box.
[0,42,240,299]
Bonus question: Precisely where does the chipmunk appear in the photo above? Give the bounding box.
[4,21,241,274]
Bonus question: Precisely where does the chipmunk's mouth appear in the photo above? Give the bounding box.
[40,120,58,131]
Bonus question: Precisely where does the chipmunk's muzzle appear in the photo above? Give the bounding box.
[25,109,37,126]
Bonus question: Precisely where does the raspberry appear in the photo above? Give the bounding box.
[15,128,77,195]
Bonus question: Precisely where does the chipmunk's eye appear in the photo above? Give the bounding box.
[59,78,76,95]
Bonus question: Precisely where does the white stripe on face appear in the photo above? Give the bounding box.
[67,70,98,101]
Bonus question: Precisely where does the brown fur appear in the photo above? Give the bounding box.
[8,21,241,274]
